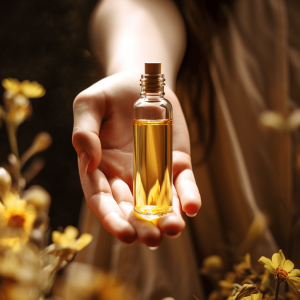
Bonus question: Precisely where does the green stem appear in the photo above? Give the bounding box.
[7,123,19,159]
[274,279,281,300]
[6,122,21,194]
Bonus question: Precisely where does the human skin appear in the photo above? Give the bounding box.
[72,0,201,247]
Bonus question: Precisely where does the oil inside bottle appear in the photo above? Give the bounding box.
[133,119,172,219]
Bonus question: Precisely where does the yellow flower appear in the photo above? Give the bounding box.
[50,226,92,261]
[258,250,300,295]
[52,226,92,250]
[1,79,45,125]
[2,78,45,98]
[0,192,36,247]
[1,193,36,231]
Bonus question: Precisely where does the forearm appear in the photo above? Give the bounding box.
[89,0,186,90]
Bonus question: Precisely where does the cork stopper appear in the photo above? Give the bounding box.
[145,62,161,74]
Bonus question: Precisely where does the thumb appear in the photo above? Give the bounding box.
[73,129,101,174]
[72,90,105,174]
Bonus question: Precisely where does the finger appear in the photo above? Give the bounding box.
[158,185,185,236]
[108,177,134,215]
[173,151,202,216]
[72,85,106,174]
[79,159,137,244]
[109,177,162,247]
[128,211,163,247]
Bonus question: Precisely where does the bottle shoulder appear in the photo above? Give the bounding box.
[134,97,172,109]
[133,96,172,120]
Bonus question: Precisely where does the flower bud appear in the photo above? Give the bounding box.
[7,94,32,126]
[31,132,52,153]
[0,167,12,197]
[287,109,300,131]
[201,255,224,275]
[259,111,285,131]
[22,185,51,211]
[21,132,52,166]
[235,284,259,300]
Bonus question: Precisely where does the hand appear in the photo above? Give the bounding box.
[72,71,201,247]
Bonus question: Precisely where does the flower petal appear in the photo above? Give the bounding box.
[272,253,281,269]
[73,233,93,251]
[289,269,300,277]
[283,259,295,272]
[287,279,300,297]
[279,249,286,266]
[64,226,79,240]
[2,78,20,94]
[264,264,276,275]
[21,81,45,98]
[52,231,63,244]
[258,256,272,267]
[288,270,300,288]
[288,277,300,290]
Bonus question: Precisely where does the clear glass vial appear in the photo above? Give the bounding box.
[133,63,173,220]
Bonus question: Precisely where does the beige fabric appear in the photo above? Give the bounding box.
[76,0,300,298]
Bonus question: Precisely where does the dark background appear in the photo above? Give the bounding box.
[0,0,102,231]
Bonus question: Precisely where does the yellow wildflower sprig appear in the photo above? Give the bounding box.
[1,78,46,194]
[258,250,300,299]
[0,192,37,250]
[42,226,92,265]
[2,78,45,99]
[0,78,97,299]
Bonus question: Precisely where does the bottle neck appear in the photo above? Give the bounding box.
[140,74,165,97]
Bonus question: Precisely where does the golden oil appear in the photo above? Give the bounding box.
[133,119,172,219]
[133,63,173,219]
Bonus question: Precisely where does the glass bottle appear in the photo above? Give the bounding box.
[133,63,173,220]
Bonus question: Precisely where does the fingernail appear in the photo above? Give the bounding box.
[166,232,181,239]
[186,213,197,217]
[79,151,90,175]
[149,246,159,251]
[121,241,133,246]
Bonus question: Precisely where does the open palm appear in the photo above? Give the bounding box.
[72,71,201,246]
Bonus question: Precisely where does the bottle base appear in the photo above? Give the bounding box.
[134,205,173,220]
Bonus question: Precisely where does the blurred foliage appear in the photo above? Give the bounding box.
[0,78,96,299]
[0,0,102,230]
[196,251,300,300]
